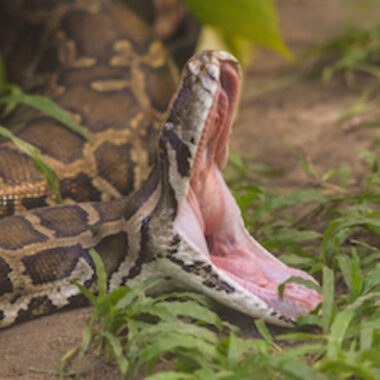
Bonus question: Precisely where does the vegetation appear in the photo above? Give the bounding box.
[302,23,380,126]
[184,0,292,63]
[55,143,380,379]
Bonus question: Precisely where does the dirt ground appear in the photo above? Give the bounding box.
[1,1,379,379]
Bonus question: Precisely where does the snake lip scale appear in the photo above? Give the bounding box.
[0,2,322,328]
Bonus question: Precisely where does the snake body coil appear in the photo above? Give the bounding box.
[0,0,322,328]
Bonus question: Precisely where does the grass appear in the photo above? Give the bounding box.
[246,20,380,127]
[301,22,380,127]
[56,140,380,379]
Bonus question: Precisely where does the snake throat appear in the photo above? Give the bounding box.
[174,57,322,323]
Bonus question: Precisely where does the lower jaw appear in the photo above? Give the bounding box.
[174,166,322,321]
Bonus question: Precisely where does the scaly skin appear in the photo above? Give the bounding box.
[0,1,322,328]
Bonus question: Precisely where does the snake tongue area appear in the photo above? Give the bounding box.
[173,54,322,326]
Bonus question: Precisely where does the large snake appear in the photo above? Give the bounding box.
[0,0,322,329]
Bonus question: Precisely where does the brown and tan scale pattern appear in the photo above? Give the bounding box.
[0,0,300,328]
[0,0,178,217]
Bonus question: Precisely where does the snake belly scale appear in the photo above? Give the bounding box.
[0,0,322,328]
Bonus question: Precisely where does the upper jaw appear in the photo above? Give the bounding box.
[167,51,321,326]
[155,50,322,325]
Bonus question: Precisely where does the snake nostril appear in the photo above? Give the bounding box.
[206,64,218,81]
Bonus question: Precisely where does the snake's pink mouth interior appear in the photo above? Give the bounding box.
[175,62,322,320]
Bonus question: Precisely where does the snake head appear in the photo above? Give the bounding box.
[152,50,322,327]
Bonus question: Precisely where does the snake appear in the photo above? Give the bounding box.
[0,0,322,329]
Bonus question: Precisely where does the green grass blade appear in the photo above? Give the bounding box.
[0,126,62,202]
[360,325,374,352]
[337,254,352,291]
[350,248,363,301]
[145,372,194,380]
[136,334,217,370]
[278,276,321,300]
[157,300,223,331]
[274,356,324,380]
[79,326,93,358]
[327,310,354,359]
[0,93,92,142]
[89,249,107,300]
[322,266,335,334]
[288,144,320,179]
[70,280,97,306]
[254,320,281,351]
[59,346,80,379]
[100,331,129,375]
[0,53,6,93]
[317,360,379,380]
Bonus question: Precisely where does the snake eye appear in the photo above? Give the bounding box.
[163,122,174,136]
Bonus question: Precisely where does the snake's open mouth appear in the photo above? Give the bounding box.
[175,60,322,322]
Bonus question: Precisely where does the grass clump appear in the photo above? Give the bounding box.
[61,142,380,379]
[301,22,380,126]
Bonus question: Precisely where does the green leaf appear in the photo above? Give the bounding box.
[89,249,107,301]
[266,229,321,245]
[272,353,324,380]
[270,190,327,210]
[157,300,223,331]
[136,334,217,369]
[229,149,247,177]
[337,254,352,291]
[0,126,62,202]
[116,277,165,310]
[254,320,281,351]
[322,266,335,333]
[321,220,340,263]
[288,144,320,179]
[0,93,92,142]
[359,148,379,172]
[100,331,129,375]
[184,0,292,59]
[79,326,93,357]
[317,359,379,380]
[363,263,380,294]
[0,53,6,93]
[350,248,363,301]
[278,276,321,300]
[70,280,97,306]
[360,324,374,352]
[145,372,194,380]
[327,310,354,359]
[277,332,322,341]
[59,346,80,379]
[1,85,23,117]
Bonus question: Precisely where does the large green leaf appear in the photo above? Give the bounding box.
[184,0,292,59]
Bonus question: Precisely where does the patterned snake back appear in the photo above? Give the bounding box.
[0,0,177,216]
